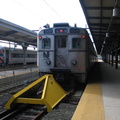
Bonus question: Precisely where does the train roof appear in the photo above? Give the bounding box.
[38,23,88,35]
[0,46,36,52]
[53,23,70,27]
[43,23,85,29]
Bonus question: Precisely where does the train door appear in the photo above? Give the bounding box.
[55,36,68,68]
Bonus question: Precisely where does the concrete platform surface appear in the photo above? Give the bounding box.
[72,62,120,120]
[0,67,38,78]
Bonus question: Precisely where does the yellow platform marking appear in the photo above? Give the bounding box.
[72,83,104,120]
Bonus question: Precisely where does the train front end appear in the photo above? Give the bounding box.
[37,23,92,84]
[0,46,6,66]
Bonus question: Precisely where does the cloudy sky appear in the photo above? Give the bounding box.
[0,0,87,30]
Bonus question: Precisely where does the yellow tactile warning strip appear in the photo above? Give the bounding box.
[72,83,104,120]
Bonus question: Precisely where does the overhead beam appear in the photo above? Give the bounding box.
[5,30,18,36]
[0,18,36,38]
[90,27,107,30]
[85,7,113,10]
[88,16,111,19]
[0,35,36,46]
[89,23,109,26]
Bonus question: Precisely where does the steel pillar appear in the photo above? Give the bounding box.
[115,49,118,69]
[111,52,114,66]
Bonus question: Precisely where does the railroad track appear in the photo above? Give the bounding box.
[0,79,37,113]
[42,89,83,120]
[67,90,82,105]
[0,71,85,120]
[0,78,35,94]
[0,104,47,120]
[0,89,79,120]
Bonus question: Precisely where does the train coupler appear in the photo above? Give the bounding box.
[5,74,67,112]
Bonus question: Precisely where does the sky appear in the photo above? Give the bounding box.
[0,0,87,30]
[0,0,97,51]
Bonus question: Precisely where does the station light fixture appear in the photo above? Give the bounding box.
[113,8,120,17]
[106,33,109,38]
[103,41,106,44]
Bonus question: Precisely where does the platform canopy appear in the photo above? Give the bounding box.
[80,0,120,55]
[0,18,37,46]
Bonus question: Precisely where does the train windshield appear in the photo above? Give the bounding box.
[72,38,81,48]
[42,38,51,49]
[0,52,4,57]
[57,37,66,48]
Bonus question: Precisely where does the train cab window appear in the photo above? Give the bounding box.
[42,38,51,49]
[57,37,66,48]
[72,38,81,48]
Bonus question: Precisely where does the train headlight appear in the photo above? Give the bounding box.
[72,59,77,65]
[46,60,51,65]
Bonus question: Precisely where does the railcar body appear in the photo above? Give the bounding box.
[37,23,97,84]
[0,46,37,65]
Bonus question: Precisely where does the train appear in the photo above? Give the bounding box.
[0,46,37,66]
[37,23,97,86]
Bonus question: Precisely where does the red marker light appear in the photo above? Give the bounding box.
[78,66,81,70]
[38,36,42,39]
[60,29,63,32]
[82,35,86,38]
[78,66,82,70]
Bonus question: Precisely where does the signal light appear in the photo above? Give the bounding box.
[82,35,86,38]
[38,36,42,39]
[60,29,63,32]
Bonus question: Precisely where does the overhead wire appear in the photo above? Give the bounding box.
[42,0,62,18]
[13,0,47,23]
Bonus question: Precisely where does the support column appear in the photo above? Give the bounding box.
[22,46,27,66]
[115,49,118,69]
[21,42,29,66]
[108,54,110,65]
[111,52,114,66]
[115,34,119,69]
[104,54,107,63]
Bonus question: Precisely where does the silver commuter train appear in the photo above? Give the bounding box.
[0,46,37,65]
[37,23,97,84]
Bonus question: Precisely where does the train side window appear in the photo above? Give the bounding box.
[0,52,4,56]
[27,54,36,58]
[42,38,51,49]
[58,37,66,48]
[72,38,81,48]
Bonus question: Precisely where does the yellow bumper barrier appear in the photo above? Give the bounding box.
[5,74,67,112]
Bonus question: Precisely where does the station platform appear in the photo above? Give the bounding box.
[72,61,120,120]
[0,67,38,78]
[0,67,39,87]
